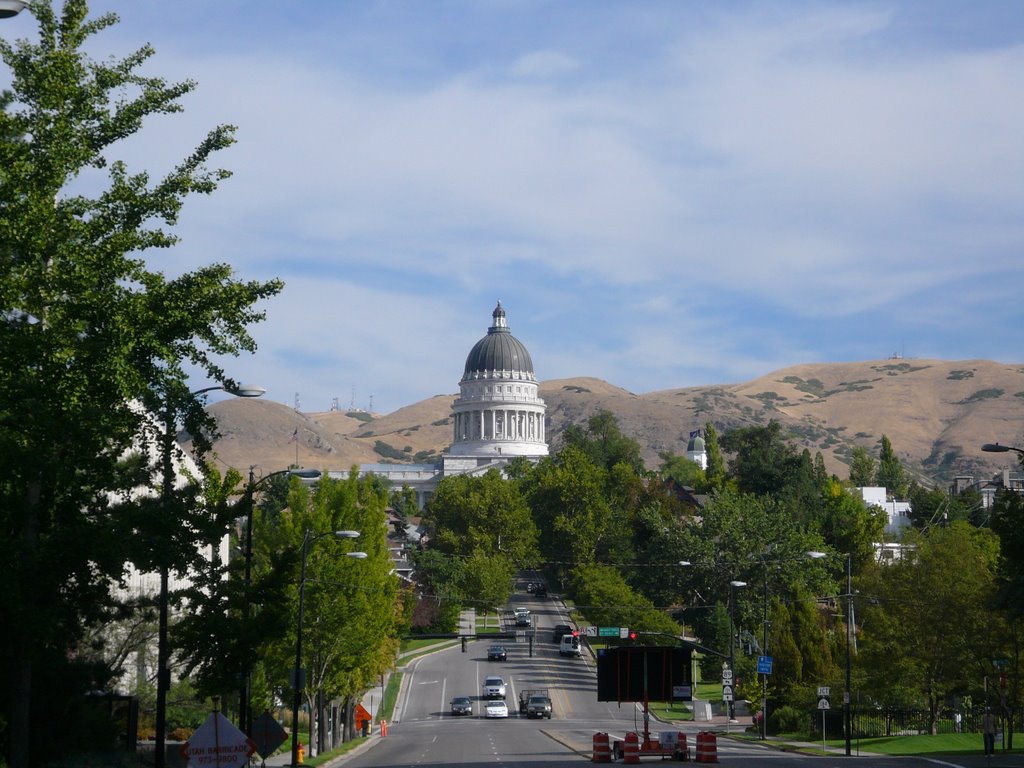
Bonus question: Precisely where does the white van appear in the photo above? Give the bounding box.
[559,634,583,657]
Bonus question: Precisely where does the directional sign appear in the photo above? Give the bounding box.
[598,627,621,637]
[584,626,598,637]
[818,698,830,710]
[619,627,631,639]
[757,656,773,675]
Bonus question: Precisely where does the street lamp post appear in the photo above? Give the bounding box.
[239,468,322,736]
[155,383,264,768]
[291,530,366,768]
[728,580,747,723]
[761,571,769,740]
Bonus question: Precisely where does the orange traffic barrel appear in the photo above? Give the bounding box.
[592,732,612,763]
[695,731,718,763]
[623,732,640,764]
[675,732,689,761]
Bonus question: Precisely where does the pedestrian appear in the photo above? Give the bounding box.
[982,708,998,755]
[954,711,962,733]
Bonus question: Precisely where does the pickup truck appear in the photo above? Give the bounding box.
[518,688,552,718]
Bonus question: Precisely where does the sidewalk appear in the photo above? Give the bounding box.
[262,608,477,767]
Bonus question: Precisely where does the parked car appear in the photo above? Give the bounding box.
[482,676,507,699]
[552,624,573,643]
[450,696,473,716]
[487,644,507,661]
[485,699,509,718]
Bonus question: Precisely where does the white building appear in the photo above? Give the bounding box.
[856,486,912,537]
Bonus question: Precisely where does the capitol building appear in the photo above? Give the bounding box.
[329,301,548,506]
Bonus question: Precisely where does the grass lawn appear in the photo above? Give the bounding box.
[835,733,1005,756]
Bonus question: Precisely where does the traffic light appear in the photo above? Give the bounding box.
[628,631,637,643]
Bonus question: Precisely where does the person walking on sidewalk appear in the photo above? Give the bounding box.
[982,708,998,755]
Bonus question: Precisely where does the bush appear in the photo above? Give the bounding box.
[769,705,808,736]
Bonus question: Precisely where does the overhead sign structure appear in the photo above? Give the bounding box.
[584,626,598,637]
[180,711,256,768]
[250,712,288,760]
[598,627,621,637]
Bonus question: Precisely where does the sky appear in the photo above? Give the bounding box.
[4,1,1024,414]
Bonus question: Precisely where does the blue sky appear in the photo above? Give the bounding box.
[5,1,1024,414]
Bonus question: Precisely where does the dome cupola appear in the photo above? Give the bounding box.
[462,301,535,381]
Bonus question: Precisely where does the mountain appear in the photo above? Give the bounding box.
[197,359,1024,489]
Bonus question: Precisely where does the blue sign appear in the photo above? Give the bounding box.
[757,655,773,675]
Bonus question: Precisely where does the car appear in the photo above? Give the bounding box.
[552,624,573,643]
[485,699,509,718]
[450,696,473,716]
[514,608,531,627]
[526,694,552,719]
[526,581,536,593]
[534,583,548,596]
[482,676,506,699]
[559,634,583,657]
[487,644,507,661]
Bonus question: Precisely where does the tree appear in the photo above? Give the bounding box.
[703,422,727,491]
[659,451,706,491]
[561,410,646,474]
[0,4,282,765]
[875,435,908,498]
[857,522,1004,730]
[848,446,876,487]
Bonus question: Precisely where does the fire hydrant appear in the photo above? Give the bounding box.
[297,743,305,764]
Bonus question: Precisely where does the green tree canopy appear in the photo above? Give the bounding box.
[848,445,876,487]
[0,4,282,765]
[875,435,908,498]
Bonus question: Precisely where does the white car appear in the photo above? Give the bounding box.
[485,699,509,718]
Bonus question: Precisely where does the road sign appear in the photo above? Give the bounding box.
[180,711,256,768]
[818,698,830,710]
[250,712,288,760]
[584,626,598,637]
[598,627,620,637]
[817,686,830,697]
[619,627,631,639]
[721,667,733,682]
[757,656,773,675]
[722,684,734,701]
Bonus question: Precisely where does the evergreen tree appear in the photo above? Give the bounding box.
[875,435,908,498]
[848,445,876,487]
[703,422,727,490]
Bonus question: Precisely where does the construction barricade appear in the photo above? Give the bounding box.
[694,731,718,763]
[623,732,640,764]
[674,732,689,761]
[592,732,612,763]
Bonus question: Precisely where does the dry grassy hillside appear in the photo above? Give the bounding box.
[196,359,1024,488]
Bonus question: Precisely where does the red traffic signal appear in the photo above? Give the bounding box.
[572,630,579,637]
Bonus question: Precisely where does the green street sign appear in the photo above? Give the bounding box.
[598,627,620,637]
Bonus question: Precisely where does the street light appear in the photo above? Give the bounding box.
[239,467,322,736]
[291,530,366,768]
[728,580,747,723]
[0,0,28,19]
[155,382,264,768]
[808,550,853,757]
[982,443,1024,460]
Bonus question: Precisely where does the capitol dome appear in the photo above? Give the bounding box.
[448,301,548,461]
[462,302,535,381]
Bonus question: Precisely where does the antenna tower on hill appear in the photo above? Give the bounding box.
[294,392,300,411]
